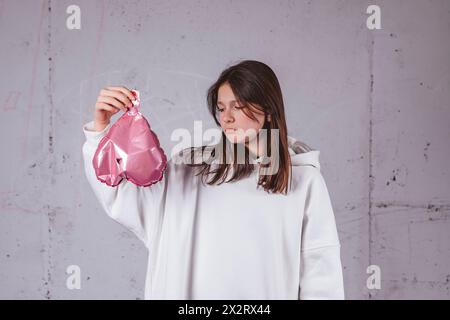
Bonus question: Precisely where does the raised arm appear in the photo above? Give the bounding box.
[81,86,166,249]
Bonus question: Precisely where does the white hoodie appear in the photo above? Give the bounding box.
[82,121,345,300]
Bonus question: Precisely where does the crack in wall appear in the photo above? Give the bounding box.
[44,0,55,300]
[374,202,450,211]
[368,32,375,300]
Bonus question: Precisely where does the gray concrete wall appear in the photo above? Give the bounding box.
[0,0,449,299]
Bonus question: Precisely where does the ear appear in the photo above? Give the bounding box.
[267,114,271,122]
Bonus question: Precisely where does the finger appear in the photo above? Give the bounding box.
[97,96,127,111]
[95,102,120,114]
[105,86,135,102]
[101,89,133,107]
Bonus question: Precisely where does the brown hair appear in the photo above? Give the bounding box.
[182,60,292,194]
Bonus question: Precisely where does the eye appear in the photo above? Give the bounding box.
[216,105,224,112]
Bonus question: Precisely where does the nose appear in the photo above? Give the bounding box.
[222,108,234,123]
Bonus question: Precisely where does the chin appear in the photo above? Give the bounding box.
[224,133,242,144]
[224,128,259,145]
[225,135,240,144]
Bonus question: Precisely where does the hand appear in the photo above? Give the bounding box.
[93,86,136,131]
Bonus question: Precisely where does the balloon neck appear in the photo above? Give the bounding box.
[128,89,141,115]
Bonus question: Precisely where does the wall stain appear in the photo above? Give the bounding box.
[386,166,408,187]
[423,142,431,161]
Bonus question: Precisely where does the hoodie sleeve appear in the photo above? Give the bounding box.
[298,168,345,300]
[81,120,166,249]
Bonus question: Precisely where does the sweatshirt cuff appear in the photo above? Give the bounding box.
[82,120,111,148]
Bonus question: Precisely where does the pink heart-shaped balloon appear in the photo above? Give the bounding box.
[93,89,167,187]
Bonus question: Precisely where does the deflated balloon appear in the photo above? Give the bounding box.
[92,89,167,187]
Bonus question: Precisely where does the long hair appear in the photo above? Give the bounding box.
[182,60,293,194]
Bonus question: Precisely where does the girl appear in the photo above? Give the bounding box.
[82,60,344,300]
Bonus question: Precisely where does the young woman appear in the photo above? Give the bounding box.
[82,60,344,299]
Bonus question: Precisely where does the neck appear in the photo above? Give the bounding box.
[245,134,267,162]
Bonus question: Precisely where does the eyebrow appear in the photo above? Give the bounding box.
[217,100,238,105]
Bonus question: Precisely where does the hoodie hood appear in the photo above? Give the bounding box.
[287,136,321,171]
[175,136,321,173]
[173,136,321,188]
[251,136,320,185]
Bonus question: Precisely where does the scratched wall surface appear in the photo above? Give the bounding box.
[0,0,449,299]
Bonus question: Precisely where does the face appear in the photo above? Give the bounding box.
[217,82,266,145]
